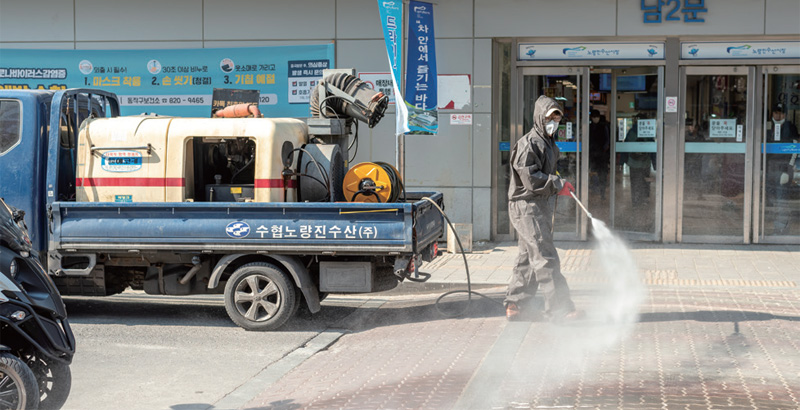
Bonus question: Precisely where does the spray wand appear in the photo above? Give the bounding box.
[569,191,593,220]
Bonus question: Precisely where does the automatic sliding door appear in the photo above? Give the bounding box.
[757,66,800,242]
[608,67,663,240]
[679,67,755,243]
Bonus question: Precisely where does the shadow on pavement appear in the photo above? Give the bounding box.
[341,293,507,332]
[639,310,800,323]
[64,296,359,332]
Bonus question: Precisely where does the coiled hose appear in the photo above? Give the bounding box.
[421,197,503,318]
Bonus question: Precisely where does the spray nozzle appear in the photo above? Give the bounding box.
[569,191,592,220]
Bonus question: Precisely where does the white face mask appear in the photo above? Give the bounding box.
[774,118,785,125]
[545,120,559,136]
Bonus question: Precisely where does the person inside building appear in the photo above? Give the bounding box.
[765,103,798,233]
[589,109,610,200]
[505,95,582,323]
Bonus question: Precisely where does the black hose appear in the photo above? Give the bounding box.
[374,162,404,203]
[420,197,503,318]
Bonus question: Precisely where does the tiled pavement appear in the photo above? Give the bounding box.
[236,242,800,410]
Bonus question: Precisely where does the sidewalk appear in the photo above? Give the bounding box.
[233,242,799,410]
[425,241,799,288]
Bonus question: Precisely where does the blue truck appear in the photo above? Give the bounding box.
[0,81,444,330]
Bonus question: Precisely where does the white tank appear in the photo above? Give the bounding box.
[76,116,308,203]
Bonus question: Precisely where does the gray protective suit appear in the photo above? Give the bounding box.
[506,95,575,316]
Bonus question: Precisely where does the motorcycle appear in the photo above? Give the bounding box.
[0,198,75,410]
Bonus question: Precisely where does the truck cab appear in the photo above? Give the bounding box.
[0,89,119,253]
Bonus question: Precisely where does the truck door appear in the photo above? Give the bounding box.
[45,89,119,205]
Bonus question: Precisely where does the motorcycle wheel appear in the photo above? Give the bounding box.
[0,353,39,410]
[223,262,297,331]
[27,354,71,410]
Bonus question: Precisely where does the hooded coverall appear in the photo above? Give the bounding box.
[506,95,576,317]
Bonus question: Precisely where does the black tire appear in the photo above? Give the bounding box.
[0,353,39,410]
[27,354,71,410]
[223,262,297,331]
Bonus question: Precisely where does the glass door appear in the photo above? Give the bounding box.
[679,66,756,243]
[756,65,800,243]
[517,67,589,240]
[604,67,663,241]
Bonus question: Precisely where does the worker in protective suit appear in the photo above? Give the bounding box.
[506,95,581,322]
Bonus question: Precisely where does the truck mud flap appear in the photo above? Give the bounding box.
[209,254,321,314]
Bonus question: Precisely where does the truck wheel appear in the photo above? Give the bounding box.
[27,353,71,410]
[0,353,39,410]
[224,262,297,331]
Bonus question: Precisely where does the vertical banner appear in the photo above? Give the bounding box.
[377,0,409,135]
[405,1,438,135]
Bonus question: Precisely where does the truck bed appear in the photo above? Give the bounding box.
[50,192,444,256]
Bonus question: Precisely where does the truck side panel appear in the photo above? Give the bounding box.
[50,192,443,255]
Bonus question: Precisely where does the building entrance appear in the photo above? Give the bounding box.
[756,65,800,244]
[678,66,755,243]
[517,67,589,240]
[587,67,664,241]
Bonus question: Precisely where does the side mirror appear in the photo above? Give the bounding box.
[281,141,294,168]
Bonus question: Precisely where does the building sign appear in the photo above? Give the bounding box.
[708,119,737,139]
[450,114,472,125]
[641,0,707,23]
[681,41,800,59]
[0,45,334,117]
[518,43,664,61]
[638,119,657,138]
[405,0,438,135]
[665,96,678,113]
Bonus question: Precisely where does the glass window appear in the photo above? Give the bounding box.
[683,74,748,237]
[0,100,22,155]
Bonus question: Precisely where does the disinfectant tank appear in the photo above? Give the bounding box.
[76,116,307,203]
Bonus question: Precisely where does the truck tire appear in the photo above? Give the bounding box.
[27,353,71,410]
[0,353,39,410]
[224,262,297,331]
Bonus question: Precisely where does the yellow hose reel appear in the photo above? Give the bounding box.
[343,162,404,203]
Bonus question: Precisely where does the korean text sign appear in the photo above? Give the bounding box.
[0,45,334,118]
[640,0,707,23]
[405,0,438,135]
[377,0,409,135]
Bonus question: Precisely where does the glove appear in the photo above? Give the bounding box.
[558,181,575,196]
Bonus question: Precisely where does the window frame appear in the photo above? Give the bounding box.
[0,99,23,156]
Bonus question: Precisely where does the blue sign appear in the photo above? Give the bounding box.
[641,0,707,23]
[0,45,334,117]
[405,1,438,135]
[378,0,409,135]
[100,151,143,172]
[763,143,800,154]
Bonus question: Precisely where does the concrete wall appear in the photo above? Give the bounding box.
[1,0,798,241]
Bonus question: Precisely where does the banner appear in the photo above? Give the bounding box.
[0,44,334,118]
[377,0,409,135]
[405,1,438,135]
